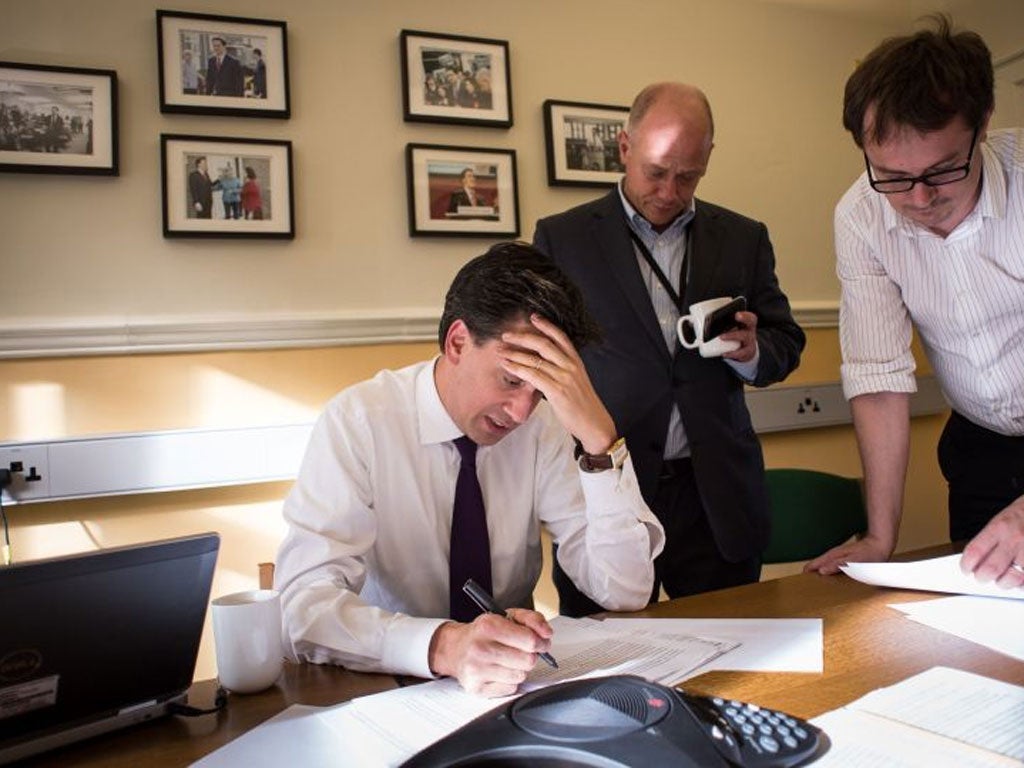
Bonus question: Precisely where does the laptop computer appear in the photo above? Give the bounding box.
[0,532,220,764]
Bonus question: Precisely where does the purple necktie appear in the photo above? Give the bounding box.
[449,436,492,621]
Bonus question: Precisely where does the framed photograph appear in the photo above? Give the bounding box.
[406,143,518,238]
[400,30,511,128]
[160,134,294,239]
[0,62,118,175]
[157,10,289,118]
[543,99,629,187]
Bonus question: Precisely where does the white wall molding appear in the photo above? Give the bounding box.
[0,303,838,359]
[0,373,943,506]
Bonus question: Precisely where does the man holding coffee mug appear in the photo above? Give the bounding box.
[806,16,1024,589]
[534,82,805,614]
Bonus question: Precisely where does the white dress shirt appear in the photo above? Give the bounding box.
[836,128,1024,436]
[275,359,664,678]
[617,185,760,458]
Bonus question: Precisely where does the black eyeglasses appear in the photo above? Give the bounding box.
[865,127,978,194]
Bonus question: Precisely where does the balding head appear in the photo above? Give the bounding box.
[627,82,714,141]
[619,82,715,231]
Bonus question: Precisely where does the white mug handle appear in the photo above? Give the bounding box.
[676,315,700,349]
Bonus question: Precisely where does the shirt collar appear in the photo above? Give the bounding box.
[617,182,695,241]
[416,356,463,447]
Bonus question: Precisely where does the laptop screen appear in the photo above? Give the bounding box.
[0,533,219,763]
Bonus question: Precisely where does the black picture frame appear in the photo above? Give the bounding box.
[157,10,290,118]
[0,61,118,176]
[400,30,512,128]
[160,134,294,239]
[405,143,519,238]
[543,99,629,187]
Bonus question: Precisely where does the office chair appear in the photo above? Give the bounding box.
[763,468,867,564]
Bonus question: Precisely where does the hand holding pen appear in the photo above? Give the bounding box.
[463,579,558,669]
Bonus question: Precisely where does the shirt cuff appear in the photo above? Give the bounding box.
[725,343,760,383]
[381,614,449,679]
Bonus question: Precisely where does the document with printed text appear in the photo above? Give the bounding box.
[811,666,1024,767]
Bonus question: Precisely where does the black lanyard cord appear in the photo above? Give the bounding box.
[626,226,689,313]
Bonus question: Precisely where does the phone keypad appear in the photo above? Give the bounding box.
[682,691,823,768]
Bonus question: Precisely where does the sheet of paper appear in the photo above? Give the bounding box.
[890,595,1024,662]
[600,617,823,676]
[190,704,343,768]
[526,616,738,687]
[841,554,1024,599]
[810,709,1021,767]
[849,666,1024,762]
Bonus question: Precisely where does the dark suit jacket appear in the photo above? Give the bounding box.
[534,190,805,560]
[205,54,245,97]
[188,170,213,218]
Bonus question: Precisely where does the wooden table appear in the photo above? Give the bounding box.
[23,546,1024,766]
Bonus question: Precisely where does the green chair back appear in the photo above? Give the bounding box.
[763,469,867,564]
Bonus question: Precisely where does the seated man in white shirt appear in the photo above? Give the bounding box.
[275,241,665,697]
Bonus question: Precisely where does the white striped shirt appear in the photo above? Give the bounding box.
[835,128,1024,436]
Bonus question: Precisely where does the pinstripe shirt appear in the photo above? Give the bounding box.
[835,128,1024,436]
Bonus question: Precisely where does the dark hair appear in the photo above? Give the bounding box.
[245,166,256,179]
[438,241,601,351]
[843,14,993,148]
[211,36,227,46]
[254,48,262,56]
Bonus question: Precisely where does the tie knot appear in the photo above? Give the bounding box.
[454,435,477,466]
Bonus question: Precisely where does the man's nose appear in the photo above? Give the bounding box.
[909,181,938,205]
[504,388,540,424]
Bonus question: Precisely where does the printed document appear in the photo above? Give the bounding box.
[811,667,1024,767]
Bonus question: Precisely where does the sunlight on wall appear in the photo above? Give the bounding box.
[193,366,319,426]
[14,520,98,560]
[8,382,66,439]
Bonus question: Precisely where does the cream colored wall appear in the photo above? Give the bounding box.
[0,0,899,330]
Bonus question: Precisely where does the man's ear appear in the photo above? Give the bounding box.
[617,130,629,165]
[443,319,470,364]
[979,109,993,143]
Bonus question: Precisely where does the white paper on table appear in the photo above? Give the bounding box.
[525,616,738,687]
[601,618,823,677]
[810,666,1024,767]
[890,595,1024,662]
[211,615,738,768]
[840,554,1024,599]
[190,704,343,768]
[810,709,1022,767]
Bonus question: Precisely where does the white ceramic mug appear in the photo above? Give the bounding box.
[211,589,284,694]
[676,297,742,358]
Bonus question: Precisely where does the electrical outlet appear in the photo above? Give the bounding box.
[0,444,50,503]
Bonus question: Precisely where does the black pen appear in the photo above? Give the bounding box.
[462,578,559,669]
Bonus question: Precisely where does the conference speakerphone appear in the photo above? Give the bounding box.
[403,675,827,767]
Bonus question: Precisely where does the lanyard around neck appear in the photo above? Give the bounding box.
[626,225,689,313]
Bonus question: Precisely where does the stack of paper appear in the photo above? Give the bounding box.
[811,667,1024,767]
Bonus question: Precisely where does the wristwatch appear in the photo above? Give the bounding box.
[576,437,628,473]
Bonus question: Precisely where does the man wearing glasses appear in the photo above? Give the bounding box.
[807,16,1024,589]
